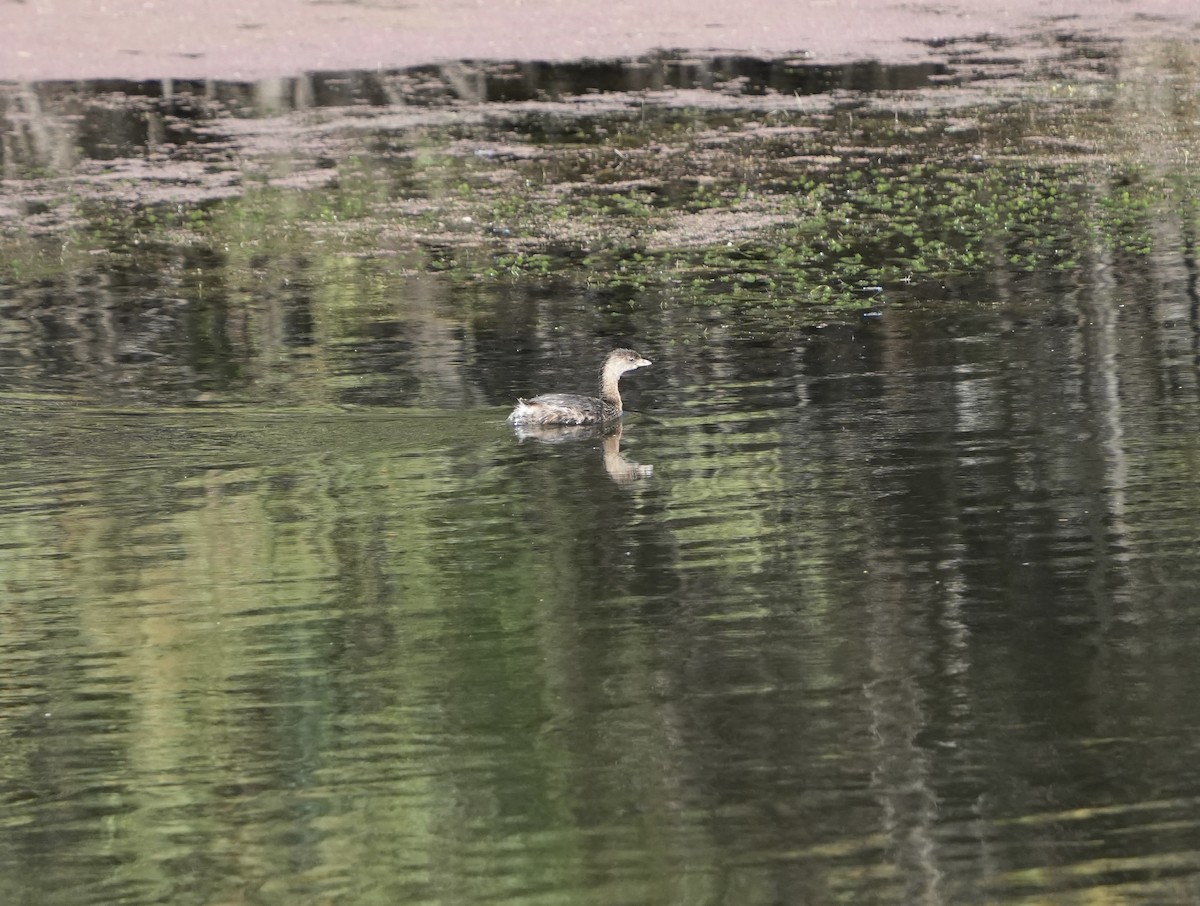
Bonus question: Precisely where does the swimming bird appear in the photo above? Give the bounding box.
[507,348,652,426]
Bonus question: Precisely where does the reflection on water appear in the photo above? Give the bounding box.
[4,41,1200,906]
[6,292,1200,905]
[514,422,655,483]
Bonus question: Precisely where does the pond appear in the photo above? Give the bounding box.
[3,43,1200,905]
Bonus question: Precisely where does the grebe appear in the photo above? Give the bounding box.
[508,348,651,426]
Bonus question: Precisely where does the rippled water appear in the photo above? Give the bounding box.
[7,292,1200,904]
[5,49,1200,906]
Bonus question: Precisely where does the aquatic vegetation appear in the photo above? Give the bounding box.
[0,45,1193,322]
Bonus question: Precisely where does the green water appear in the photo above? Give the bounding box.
[3,45,1200,906]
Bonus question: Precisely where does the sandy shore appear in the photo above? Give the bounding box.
[3,0,1199,83]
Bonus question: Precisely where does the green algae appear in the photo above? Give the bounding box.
[1,44,1196,318]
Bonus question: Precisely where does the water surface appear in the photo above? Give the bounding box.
[3,45,1200,906]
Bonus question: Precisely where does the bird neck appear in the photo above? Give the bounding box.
[599,366,623,409]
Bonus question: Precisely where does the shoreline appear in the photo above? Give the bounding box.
[3,0,1199,84]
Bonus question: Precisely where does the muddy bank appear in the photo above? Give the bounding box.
[3,0,1199,82]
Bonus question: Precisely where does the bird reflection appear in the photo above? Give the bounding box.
[512,422,653,484]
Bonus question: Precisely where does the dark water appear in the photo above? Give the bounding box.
[4,49,1200,906]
